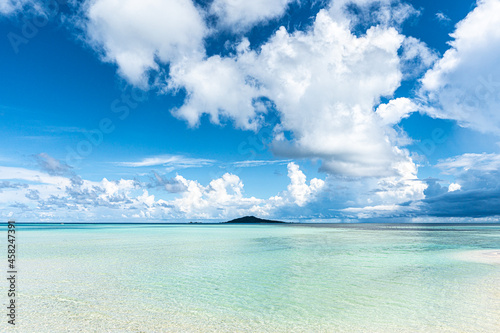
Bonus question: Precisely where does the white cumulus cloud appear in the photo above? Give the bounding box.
[168,54,264,130]
[73,0,434,178]
[210,0,295,32]
[81,0,206,86]
[376,97,418,125]
[448,183,461,192]
[420,0,500,134]
[281,162,325,207]
[239,11,409,176]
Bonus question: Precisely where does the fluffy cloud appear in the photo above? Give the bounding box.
[168,55,264,130]
[374,151,427,202]
[279,162,325,207]
[75,0,435,178]
[418,153,500,218]
[333,150,427,219]
[241,11,409,176]
[400,36,438,79]
[448,183,461,192]
[420,0,500,134]
[376,97,418,125]
[258,153,427,220]
[12,152,500,220]
[1,160,332,221]
[5,0,499,221]
[163,163,324,219]
[210,0,294,32]
[168,173,263,219]
[81,0,206,86]
[328,0,419,27]
[169,7,433,176]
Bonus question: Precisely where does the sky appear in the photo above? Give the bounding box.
[1,0,500,222]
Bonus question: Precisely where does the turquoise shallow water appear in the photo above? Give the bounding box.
[4,223,500,332]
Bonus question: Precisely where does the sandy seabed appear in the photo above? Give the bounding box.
[454,249,500,265]
[8,225,500,332]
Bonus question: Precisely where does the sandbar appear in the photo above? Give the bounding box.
[454,249,500,265]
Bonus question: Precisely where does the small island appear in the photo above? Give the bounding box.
[223,216,287,224]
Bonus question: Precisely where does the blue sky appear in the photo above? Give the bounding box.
[1,0,500,222]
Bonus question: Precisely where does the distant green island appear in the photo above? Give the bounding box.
[223,216,287,224]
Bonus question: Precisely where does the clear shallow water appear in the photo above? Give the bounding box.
[4,223,500,332]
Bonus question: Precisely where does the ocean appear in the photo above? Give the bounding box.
[5,223,500,332]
